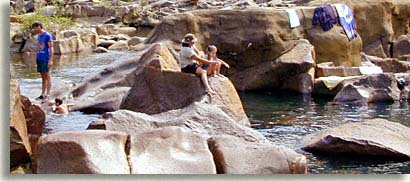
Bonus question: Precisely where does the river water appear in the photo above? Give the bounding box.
[10,51,410,174]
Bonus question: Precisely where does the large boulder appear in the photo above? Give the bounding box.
[89,102,266,143]
[127,36,146,46]
[208,135,307,174]
[70,86,131,113]
[129,126,216,174]
[21,36,38,53]
[96,24,117,36]
[229,39,315,93]
[145,9,306,87]
[301,6,362,66]
[36,130,130,174]
[146,8,366,90]
[334,73,400,103]
[70,43,180,113]
[308,0,394,58]
[392,0,410,38]
[117,27,137,37]
[108,40,129,51]
[120,68,249,125]
[302,119,410,158]
[53,36,87,55]
[10,80,32,168]
[20,96,46,136]
[392,35,410,58]
[58,28,99,49]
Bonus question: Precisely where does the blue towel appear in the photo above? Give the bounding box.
[334,3,358,41]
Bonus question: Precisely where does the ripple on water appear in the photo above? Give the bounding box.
[240,91,410,174]
[44,112,100,135]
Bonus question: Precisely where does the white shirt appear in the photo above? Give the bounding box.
[179,46,197,67]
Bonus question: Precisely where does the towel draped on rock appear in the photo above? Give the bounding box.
[334,3,358,41]
[312,5,338,31]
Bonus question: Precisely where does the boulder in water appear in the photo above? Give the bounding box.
[333,73,400,103]
[208,135,307,174]
[302,118,410,159]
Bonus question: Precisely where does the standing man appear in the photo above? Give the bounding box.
[32,22,53,100]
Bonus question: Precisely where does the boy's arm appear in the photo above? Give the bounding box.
[48,40,54,68]
[192,54,217,65]
[217,58,230,68]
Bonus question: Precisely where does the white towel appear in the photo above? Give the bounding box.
[359,66,383,75]
[286,9,300,28]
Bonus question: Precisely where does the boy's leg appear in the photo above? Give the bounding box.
[216,62,222,75]
[45,72,52,96]
[40,72,47,96]
[196,68,215,94]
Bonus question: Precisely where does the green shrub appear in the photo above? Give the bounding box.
[17,12,74,33]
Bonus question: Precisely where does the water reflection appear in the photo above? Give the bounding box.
[239,90,410,174]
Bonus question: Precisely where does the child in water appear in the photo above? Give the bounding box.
[52,97,68,114]
[397,78,407,102]
[202,45,230,77]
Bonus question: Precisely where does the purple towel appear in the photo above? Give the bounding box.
[312,5,338,31]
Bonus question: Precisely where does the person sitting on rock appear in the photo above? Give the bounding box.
[202,45,230,77]
[397,78,406,102]
[180,33,218,94]
[52,97,68,114]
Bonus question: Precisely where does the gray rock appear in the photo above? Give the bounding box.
[94,47,109,53]
[117,27,137,37]
[393,35,410,58]
[98,39,117,48]
[43,6,57,16]
[10,80,31,168]
[22,36,38,53]
[108,40,129,50]
[54,36,87,54]
[96,24,116,35]
[129,126,216,174]
[89,102,265,143]
[208,135,307,174]
[334,73,400,103]
[36,130,130,174]
[302,119,410,159]
[127,36,146,46]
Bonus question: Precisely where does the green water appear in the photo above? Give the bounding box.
[239,91,410,174]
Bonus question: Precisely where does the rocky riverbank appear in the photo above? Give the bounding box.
[10,0,410,174]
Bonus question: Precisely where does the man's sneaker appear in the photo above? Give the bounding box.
[35,95,44,100]
[35,95,45,100]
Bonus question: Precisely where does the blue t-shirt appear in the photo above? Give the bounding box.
[36,32,53,61]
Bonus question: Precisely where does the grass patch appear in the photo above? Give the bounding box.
[17,12,74,33]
